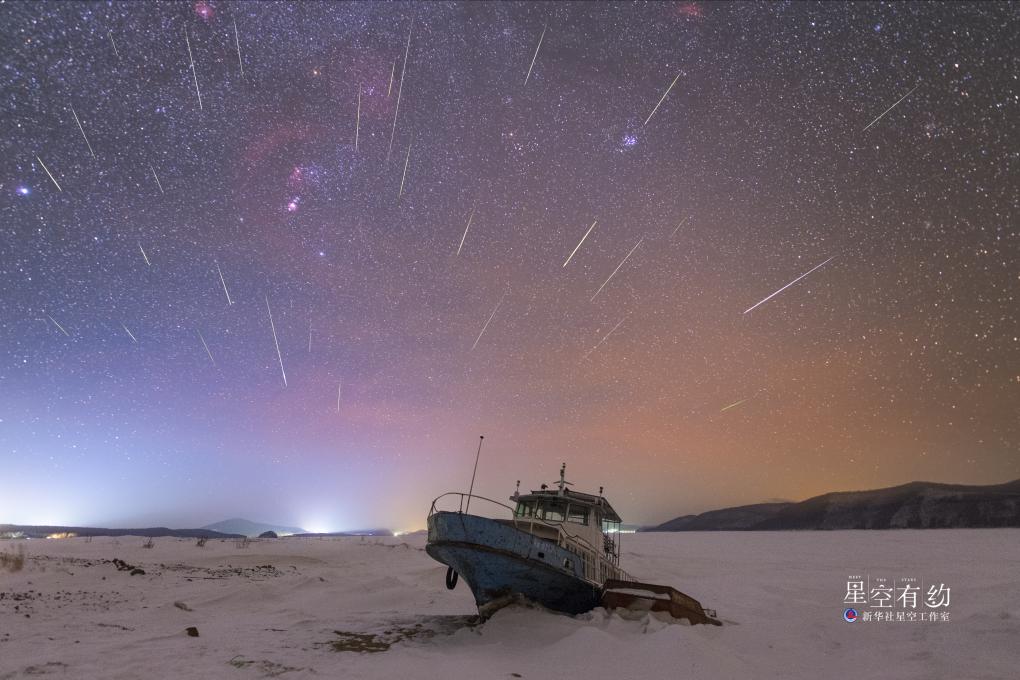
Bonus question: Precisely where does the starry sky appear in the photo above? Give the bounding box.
[1,1,1017,532]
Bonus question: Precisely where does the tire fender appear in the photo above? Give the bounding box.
[445,566,459,590]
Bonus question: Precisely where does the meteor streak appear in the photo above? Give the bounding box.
[457,204,477,255]
[644,71,682,126]
[398,135,412,198]
[109,32,120,58]
[581,314,628,361]
[216,262,233,305]
[70,106,96,158]
[720,397,750,413]
[265,295,288,386]
[862,82,920,131]
[35,155,62,192]
[743,255,837,314]
[233,19,244,76]
[387,19,413,160]
[524,23,547,86]
[139,243,151,266]
[562,219,597,267]
[591,237,643,301]
[197,329,215,366]
[150,165,164,194]
[336,379,342,414]
[47,315,70,337]
[670,216,689,237]
[184,28,203,111]
[471,288,508,351]
[355,84,361,151]
[122,324,138,343]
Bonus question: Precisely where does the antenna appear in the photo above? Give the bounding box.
[556,462,571,495]
[464,436,485,514]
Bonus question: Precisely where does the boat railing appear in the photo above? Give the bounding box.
[429,491,518,517]
[428,492,632,585]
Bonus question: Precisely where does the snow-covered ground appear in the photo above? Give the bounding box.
[1,530,1017,679]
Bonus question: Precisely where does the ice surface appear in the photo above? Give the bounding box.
[0,530,1016,679]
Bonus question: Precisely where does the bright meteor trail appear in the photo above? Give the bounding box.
[70,106,96,158]
[471,288,509,351]
[46,314,70,337]
[524,23,547,86]
[266,295,288,387]
[562,220,598,267]
[644,71,682,126]
[743,256,837,314]
[591,238,644,301]
[670,216,689,238]
[457,204,477,256]
[863,82,921,131]
[232,19,244,77]
[35,155,62,192]
[216,263,233,305]
[150,165,164,194]
[720,397,751,413]
[387,19,413,160]
[197,329,215,366]
[354,84,361,152]
[184,28,202,111]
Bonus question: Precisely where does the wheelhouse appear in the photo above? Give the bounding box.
[509,465,625,567]
[512,491,621,530]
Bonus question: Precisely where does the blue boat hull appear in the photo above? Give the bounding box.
[426,511,601,616]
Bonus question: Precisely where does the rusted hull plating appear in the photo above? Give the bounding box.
[426,511,602,616]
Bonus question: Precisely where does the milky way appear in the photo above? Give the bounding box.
[1,2,1017,531]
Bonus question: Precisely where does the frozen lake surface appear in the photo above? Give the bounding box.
[1,530,1017,679]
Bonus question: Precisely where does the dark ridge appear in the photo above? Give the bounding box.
[0,524,244,539]
[644,479,1020,531]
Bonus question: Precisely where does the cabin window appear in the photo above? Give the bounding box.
[514,501,536,518]
[601,519,620,533]
[539,501,566,522]
[542,503,567,526]
[566,505,589,525]
[515,498,579,522]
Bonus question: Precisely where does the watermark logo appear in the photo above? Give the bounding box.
[843,575,951,623]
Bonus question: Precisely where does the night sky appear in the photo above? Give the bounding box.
[1,1,1017,532]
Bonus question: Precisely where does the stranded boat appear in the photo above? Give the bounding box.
[426,462,720,624]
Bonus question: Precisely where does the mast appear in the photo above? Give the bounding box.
[464,435,485,513]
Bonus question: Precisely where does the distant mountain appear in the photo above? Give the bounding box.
[201,518,307,537]
[645,479,1020,531]
[651,502,792,531]
[290,529,392,537]
[0,524,242,539]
